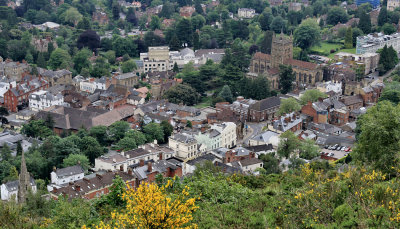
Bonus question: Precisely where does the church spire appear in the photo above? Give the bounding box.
[18,151,30,203]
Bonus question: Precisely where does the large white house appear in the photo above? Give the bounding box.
[238,8,256,18]
[169,133,201,161]
[195,122,237,151]
[1,178,37,201]
[0,77,16,97]
[47,165,84,191]
[29,90,64,111]
[80,76,109,93]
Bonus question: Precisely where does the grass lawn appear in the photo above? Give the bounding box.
[195,96,213,108]
[311,42,357,58]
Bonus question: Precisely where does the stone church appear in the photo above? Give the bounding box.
[250,33,323,90]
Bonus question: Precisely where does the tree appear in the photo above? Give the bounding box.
[63,154,90,172]
[5,166,18,182]
[353,101,400,173]
[1,143,11,161]
[299,139,320,160]
[149,15,161,30]
[326,7,349,25]
[195,0,203,14]
[16,141,23,156]
[258,153,280,174]
[176,18,193,47]
[378,45,399,75]
[277,131,300,159]
[126,8,137,25]
[79,136,104,164]
[63,7,82,26]
[73,48,91,74]
[125,130,146,146]
[36,52,46,68]
[300,89,328,105]
[85,182,198,229]
[77,30,100,52]
[358,10,371,34]
[48,48,72,70]
[260,30,274,54]
[382,23,396,35]
[279,65,295,94]
[121,59,137,73]
[117,137,137,151]
[106,175,127,207]
[258,12,273,31]
[21,120,53,139]
[112,1,120,20]
[378,7,388,26]
[379,82,400,105]
[89,126,109,146]
[160,120,173,143]
[169,34,181,51]
[279,98,301,115]
[163,84,199,105]
[218,85,233,103]
[270,16,286,33]
[186,120,192,128]
[344,27,353,49]
[173,62,179,72]
[108,121,130,142]
[77,17,91,30]
[352,28,364,47]
[294,18,321,50]
[143,123,164,143]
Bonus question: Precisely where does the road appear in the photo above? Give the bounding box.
[239,122,268,146]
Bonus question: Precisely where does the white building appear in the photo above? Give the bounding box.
[248,130,280,147]
[168,133,200,161]
[80,77,109,93]
[94,142,175,172]
[29,90,64,111]
[1,178,37,201]
[238,8,256,18]
[316,81,343,94]
[388,0,400,11]
[0,78,16,97]
[47,165,84,191]
[356,32,400,54]
[211,122,237,149]
[230,158,264,174]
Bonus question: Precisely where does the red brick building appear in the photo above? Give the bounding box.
[248,96,281,122]
[224,149,256,164]
[132,159,183,185]
[3,75,48,112]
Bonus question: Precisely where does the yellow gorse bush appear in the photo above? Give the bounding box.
[83,181,199,229]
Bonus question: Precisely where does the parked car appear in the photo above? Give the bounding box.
[341,146,346,151]
[345,147,351,152]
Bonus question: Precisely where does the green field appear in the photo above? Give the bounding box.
[311,42,356,58]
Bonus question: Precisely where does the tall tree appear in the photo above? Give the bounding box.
[300,89,328,105]
[378,7,388,26]
[278,98,301,115]
[195,0,203,14]
[358,10,371,34]
[326,7,349,25]
[112,1,120,20]
[279,65,295,94]
[218,85,233,103]
[176,18,193,47]
[77,30,100,52]
[294,18,321,50]
[126,8,137,25]
[48,48,72,70]
[260,30,274,54]
[169,34,181,51]
[344,27,353,49]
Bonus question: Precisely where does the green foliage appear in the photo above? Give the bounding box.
[79,136,104,164]
[218,85,233,103]
[326,7,349,25]
[378,7,388,27]
[358,9,371,34]
[299,139,320,160]
[108,121,130,142]
[344,27,353,49]
[294,18,321,50]
[21,119,53,139]
[279,65,295,94]
[62,154,90,172]
[160,120,173,143]
[353,101,400,173]
[378,45,399,75]
[143,123,164,143]
[278,98,301,115]
[73,48,91,74]
[277,131,300,159]
[125,130,146,146]
[121,59,137,73]
[382,23,396,35]
[49,48,72,70]
[116,137,137,151]
[163,84,199,106]
[300,89,328,105]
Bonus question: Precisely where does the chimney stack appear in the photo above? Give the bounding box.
[139,159,144,166]
[159,153,163,160]
[147,162,152,172]
[75,184,81,192]
[128,168,133,176]
[120,165,124,171]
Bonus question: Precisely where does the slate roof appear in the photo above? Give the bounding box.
[249,96,281,111]
[251,131,278,143]
[4,177,36,192]
[51,171,135,199]
[237,157,263,167]
[245,144,274,152]
[342,95,363,106]
[170,133,196,144]
[41,69,71,79]
[186,153,219,166]
[55,165,84,178]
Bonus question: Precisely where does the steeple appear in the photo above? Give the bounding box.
[17,151,30,203]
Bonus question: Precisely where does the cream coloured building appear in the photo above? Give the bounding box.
[211,122,237,149]
[168,133,200,161]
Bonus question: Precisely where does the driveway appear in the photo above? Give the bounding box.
[240,122,268,146]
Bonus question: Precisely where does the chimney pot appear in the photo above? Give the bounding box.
[147,162,152,172]
[128,168,133,176]
[139,159,145,166]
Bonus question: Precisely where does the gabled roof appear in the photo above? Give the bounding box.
[4,177,36,192]
[342,95,363,106]
[55,165,84,178]
[249,96,281,111]
[252,52,271,61]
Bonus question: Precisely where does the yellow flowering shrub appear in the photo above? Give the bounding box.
[83,181,199,229]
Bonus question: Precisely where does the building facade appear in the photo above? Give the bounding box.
[29,90,64,111]
[168,133,199,161]
[238,8,256,18]
[356,32,400,54]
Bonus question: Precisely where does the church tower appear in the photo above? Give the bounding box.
[17,151,30,203]
[271,31,293,69]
